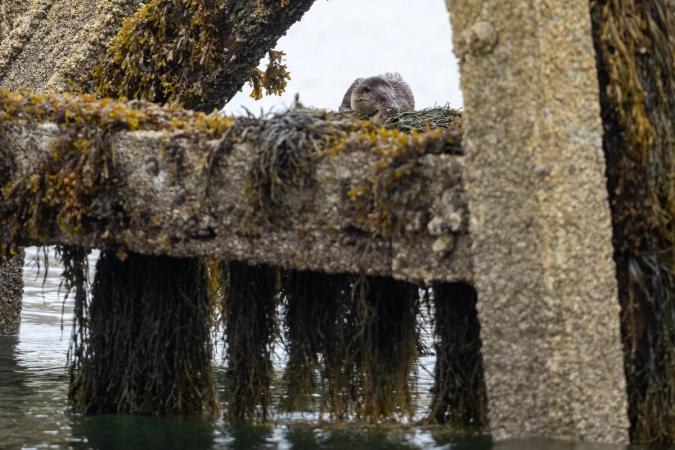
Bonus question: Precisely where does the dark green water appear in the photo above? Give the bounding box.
[0,249,656,450]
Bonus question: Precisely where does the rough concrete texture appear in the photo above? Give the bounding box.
[446,0,629,444]
[0,118,471,285]
[0,0,143,93]
[0,0,141,336]
[0,1,29,45]
[0,250,24,335]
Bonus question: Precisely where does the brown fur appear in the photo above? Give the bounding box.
[339,73,415,119]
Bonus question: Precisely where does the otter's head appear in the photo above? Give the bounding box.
[350,76,403,119]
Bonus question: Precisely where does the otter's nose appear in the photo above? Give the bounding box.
[386,100,402,115]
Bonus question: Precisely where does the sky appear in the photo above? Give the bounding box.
[222,0,462,115]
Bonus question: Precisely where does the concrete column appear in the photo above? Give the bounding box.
[0,251,25,335]
[0,0,143,337]
[445,0,629,444]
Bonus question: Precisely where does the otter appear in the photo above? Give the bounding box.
[339,72,415,119]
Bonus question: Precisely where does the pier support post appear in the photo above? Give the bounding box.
[0,251,24,335]
[445,0,629,443]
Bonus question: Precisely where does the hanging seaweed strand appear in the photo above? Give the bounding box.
[354,276,421,421]
[69,251,218,415]
[223,261,279,421]
[591,0,675,443]
[427,282,488,427]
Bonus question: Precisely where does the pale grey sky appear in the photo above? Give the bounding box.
[223,0,462,114]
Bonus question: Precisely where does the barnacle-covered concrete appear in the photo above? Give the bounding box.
[0,0,143,93]
[446,0,629,444]
[0,250,24,335]
[0,94,471,284]
[0,0,144,336]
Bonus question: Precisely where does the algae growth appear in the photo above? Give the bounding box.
[0,90,234,261]
[93,0,299,111]
[0,86,474,423]
[591,0,675,443]
[69,250,218,415]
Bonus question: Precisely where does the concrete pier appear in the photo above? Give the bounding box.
[445,0,630,443]
[0,251,24,335]
[0,0,635,442]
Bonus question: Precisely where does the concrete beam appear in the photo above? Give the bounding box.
[446,0,629,443]
[0,95,471,284]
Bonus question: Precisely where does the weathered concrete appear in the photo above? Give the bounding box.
[0,0,143,336]
[0,250,24,335]
[446,0,629,444]
[0,112,471,285]
[0,0,143,93]
[0,0,29,45]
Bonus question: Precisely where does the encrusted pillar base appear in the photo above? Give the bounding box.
[0,250,24,335]
[446,0,630,443]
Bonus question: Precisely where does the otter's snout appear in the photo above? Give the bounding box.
[384,102,402,116]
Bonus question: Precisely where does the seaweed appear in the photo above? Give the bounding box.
[281,270,334,413]
[240,104,463,232]
[0,89,472,423]
[591,0,675,442]
[382,106,463,134]
[280,270,355,416]
[353,276,420,421]
[0,90,234,261]
[346,122,463,239]
[223,261,278,421]
[242,107,357,225]
[69,251,218,415]
[92,0,304,111]
[281,270,422,421]
[427,283,487,427]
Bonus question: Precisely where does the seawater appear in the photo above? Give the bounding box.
[0,3,650,446]
[0,248,644,450]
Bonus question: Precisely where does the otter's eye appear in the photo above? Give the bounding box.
[361,86,372,94]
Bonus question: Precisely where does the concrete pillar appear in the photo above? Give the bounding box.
[445,0,629,444]
[0,0,143,337]
[0,251,25,335]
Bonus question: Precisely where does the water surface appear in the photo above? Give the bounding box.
[0,248,646,450]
